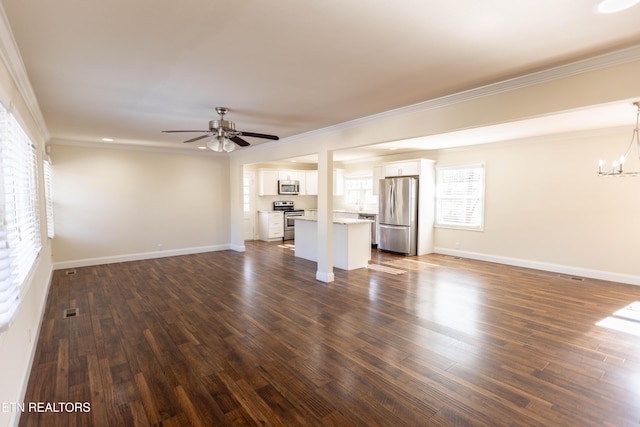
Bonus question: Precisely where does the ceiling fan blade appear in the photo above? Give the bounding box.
[238,131,279,140]
[230,136,251,147]
[162,130,209,133]
[184,134,212,143]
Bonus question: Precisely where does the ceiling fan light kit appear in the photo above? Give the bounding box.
[162,106,279,152]
[595,0,640,14]
[206,135,236,153]
[597,101,640,177]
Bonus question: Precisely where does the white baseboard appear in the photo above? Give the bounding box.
[52,244,231,270]
[434,247,640,286]
[229,243,246,252]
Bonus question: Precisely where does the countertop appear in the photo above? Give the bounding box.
[305,209,378,216]
[294,216,373,225]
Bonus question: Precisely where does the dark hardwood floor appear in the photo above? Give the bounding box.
[19,241,640,426]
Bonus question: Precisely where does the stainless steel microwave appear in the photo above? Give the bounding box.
[278,180,300,195]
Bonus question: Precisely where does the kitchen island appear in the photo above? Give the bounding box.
[294,216,372,270]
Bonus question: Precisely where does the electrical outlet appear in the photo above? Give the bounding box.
[156,243,163,251]
[455,242,460,249]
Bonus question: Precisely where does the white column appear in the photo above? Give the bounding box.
[316,148,334,282]
[228,158,246,252]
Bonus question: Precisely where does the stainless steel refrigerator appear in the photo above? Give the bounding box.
[378,176,418,255]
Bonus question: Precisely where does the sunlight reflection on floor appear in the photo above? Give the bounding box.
[277,243,295,251]
[596,301,640,337]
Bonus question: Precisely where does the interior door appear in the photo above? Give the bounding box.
[243,170,255,240]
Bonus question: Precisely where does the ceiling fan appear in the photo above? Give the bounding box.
[162,107,279,152]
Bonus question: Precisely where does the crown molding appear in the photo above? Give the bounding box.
[48,138,223,157]
[278,45,640,144]
[0,3,49,141]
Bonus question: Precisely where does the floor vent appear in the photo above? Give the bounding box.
[558,274,585,281]
[65,269,77,276]
[63,308,78,318]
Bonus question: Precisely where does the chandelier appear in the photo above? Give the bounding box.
[597,102,640,177]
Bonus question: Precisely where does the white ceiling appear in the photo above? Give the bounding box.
[2,0,640,161]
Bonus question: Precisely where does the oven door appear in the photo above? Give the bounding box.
[283,211,304,240]
[285,215,298,229]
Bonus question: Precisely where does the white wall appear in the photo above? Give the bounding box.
[0,21,53,427]
[432,131,640,283]
[50,144,231,267]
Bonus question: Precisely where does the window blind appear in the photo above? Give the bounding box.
[435,163,485,230]
[0,103,41,329]
[44,158,54,238]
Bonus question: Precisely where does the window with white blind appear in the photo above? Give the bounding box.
[0,102,41,330]
[435,162,485,231]
[43,158,54,238]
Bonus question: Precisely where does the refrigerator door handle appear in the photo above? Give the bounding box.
[389,180,395,218]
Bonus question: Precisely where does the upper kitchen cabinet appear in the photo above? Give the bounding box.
[278,170,303,182]
[258,168,319,196]
[383,160,422,177]
[258,169,279,196]
[304,171,318,196]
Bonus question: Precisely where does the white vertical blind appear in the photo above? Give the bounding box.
[0,102,41,329]
[435,163,485,230]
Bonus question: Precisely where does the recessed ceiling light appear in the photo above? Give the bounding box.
[101,138,113,142]
[197,146,207,150]
[595,0,640,13]
[389,147,398,151]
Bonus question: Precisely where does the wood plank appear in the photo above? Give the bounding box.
[19,241,640,426]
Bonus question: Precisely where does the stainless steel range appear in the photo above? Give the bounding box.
[273,201,305,241]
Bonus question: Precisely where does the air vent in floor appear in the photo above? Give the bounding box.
[557,274,585,281]
[63,308,78,318]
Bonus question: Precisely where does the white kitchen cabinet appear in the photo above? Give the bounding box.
[259,168,320,196]
[383,160,420,177]
[278,170,302,182]
[294,217,371,270]
[258,211,284,241]
[258,169,279,196]
[304,171,318,195]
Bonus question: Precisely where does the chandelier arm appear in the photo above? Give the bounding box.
[622,106,640,159]
[597,101,640,177]
[621,129,638,160]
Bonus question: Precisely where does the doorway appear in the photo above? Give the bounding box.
[243,170,255,240]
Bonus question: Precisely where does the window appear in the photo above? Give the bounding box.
[435,162,485,231]
[43,158,54,238]
[344,174,377,209]
[243,174,251,213]
[0,102,41,330]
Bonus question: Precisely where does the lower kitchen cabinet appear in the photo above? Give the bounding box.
[258,211,284,242]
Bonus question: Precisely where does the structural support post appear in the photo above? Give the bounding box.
[228,161,246,252]
[316,148,334,283]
